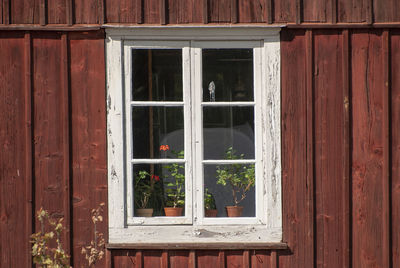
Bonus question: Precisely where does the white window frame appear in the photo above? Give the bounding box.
[106,26,282,245]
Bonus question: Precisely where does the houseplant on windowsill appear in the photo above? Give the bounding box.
[134,170,161,217]
[216,147,255,217]
[163,149,185,216]
[204,188,217,217]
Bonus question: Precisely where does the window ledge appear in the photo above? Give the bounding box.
[106,242,288,250]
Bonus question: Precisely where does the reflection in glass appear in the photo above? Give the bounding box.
[133,163,185,217]
[132,49,182,101]
[203,49,253,102]
[132,107,184,159]
[204,164,255,217]
[203,106,254,160]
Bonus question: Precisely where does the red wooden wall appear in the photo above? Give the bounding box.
[1,0,400,26]
[1,27,399,267]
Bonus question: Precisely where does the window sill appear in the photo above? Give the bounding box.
[106,242,288,250]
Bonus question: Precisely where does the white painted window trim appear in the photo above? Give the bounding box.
[106,26,282,245]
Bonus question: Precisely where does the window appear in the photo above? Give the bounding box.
[107,27,282,245]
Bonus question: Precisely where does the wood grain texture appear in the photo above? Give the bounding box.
[237,0,265,23]
[106,0,137,23]
[74,0,100,23]
[314,30,348,268]
[337,0,367,23]
[33,33,70,250]
[279,29,314,268]
[69,32,107,267]
[169,251,189,268]
[303,0,326,22]
[250,250,272,268]
[0,32,29,268]
[197,250,219,268]
[373,0,400,22]
[208,0,231,22]
[274,0,296,22]
[143,0,160,23]
[10,0,38,24]
[391,29,400,268]
[47,0,67,24]
[351,30,388,268]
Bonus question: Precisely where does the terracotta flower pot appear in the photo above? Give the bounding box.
[164,207,183,216]
[136,208,154,217]
[205,209,218,217]
[225,206,243,217]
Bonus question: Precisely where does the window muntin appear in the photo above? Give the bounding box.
[107,27,282,244]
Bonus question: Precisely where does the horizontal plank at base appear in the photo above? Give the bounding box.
[107,242,288,250]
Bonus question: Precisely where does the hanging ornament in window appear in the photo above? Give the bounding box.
[208,81,215,102]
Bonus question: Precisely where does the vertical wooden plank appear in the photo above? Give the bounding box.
[33,33,70,252]
[351,30,387,268]
[237,0,264,23]
[270,251,277,268]
[3,0,9,24]
[143,0,160,24]
[295,0,301,24]
[160,0,166,24]
[98,0,105,23]
[47,0,67,24]
[230,0,237,23]
[274,0,296,23]
[136,250,143,268]
[279,29,313,268]
[69,31,107,268]
[391,29,400,268]
[305,30,314,268]
[264,0,272,23]
[202,0,208,23]
[251,250,272,268]
[39,0,46,25]
[143,250,163,267]
[330,0,338,23]
[382,29,391,268]
[303,0,326,22]
[197,250,219,268]
[189,250,196,268]
[10,0,38,24]
[373,0,400,22]
[24,32,33,268]
[169,250,189,268]
[74,0,99,24]
[66,0,73,25]
[218,250,225,268]
[341,29,351,268]
[0,32,27,268]
[338,0,367,23]
[137,0,143,23]
[161,250,169,268]
[242,250,250,268]
[314,30,349,268]
[60,33,71,258]
[0,0,3,24]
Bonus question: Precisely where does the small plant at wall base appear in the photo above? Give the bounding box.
[163,149,185,216]
[30,208,70,268]
[216,147,255,217]
[81,203,106,267]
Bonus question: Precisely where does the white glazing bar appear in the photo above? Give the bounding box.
[131,158,186,164]
[131,101,184,106]
[202,159,256,165]
[193,46,204,225]
[182,46,193,224]
[201,101,255,107]
[124,44,134,219]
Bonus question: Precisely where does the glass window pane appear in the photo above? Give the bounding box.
[133,163,185,217]
[202,49,253,102]
[132,49,183,101]
[204,164,255,217]
[132,107,184,159]
[203,106,254,160]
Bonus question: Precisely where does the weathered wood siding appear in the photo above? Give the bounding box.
[2,0,400,25]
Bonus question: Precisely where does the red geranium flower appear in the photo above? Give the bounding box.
[159,145,170,151]
[151,174,160,181]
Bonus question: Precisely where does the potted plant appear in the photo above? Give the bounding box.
[134,170,161,217]
[204,188,217,217]
[216,147,255,217]
[163,149,185,216]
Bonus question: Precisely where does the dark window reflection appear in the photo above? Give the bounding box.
[203,49,253,102]
[132,49,182,101]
